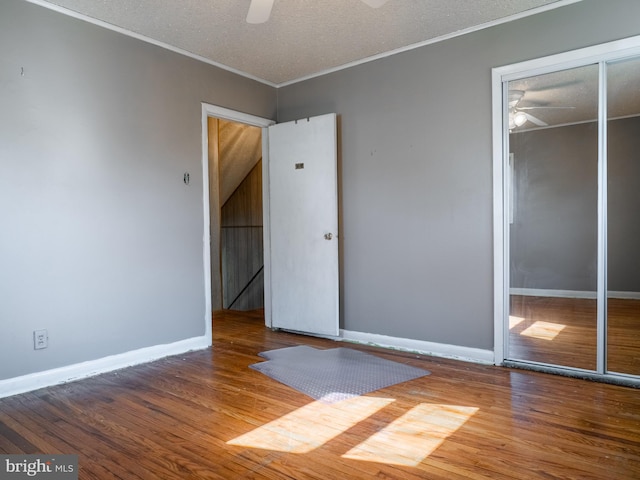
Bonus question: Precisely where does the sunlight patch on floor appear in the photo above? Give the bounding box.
[342,404,478,466]
[521,320,566,340]
[227,396,394,453]
[509,315,525,329]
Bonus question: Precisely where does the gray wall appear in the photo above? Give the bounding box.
[4,0,640,379]
[510,122,599,292]
[607,116,640,292]
[510,117,640,293]
[0,0,276,380]
[277,0,640,350]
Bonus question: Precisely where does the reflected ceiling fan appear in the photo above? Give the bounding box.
[247,0,389,24]
[508,90,574,129]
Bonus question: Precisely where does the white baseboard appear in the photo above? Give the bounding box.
[510,288,596,299]
[339,330,494,365]
[609,291,640,300]
[0,336,210,399]
[510,288,640,300]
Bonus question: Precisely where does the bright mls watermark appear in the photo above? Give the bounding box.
[1,455,78,479]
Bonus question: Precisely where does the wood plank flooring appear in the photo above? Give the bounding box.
[1,309,640,479]
[509,295,640,374]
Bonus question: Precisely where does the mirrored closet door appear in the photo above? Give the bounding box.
[497,42,640,383]
[507,65,599,371]
[606,57,640,376]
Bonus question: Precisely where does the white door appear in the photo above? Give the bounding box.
[268,113,339,336]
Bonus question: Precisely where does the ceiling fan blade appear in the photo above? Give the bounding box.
[246,0,274,24]
[361,0,389,7]
[518,106,575,110]
[527,80,582,92]
[524,113,548,127]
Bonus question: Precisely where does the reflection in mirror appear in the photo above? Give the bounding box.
[607,57,640,375]
[507,64,599,370]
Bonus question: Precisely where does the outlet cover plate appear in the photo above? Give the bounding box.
[34,329,48,350]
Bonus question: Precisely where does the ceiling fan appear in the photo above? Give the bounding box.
[508,90,574,129]
[247,0,389,24]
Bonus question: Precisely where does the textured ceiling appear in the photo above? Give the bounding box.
[34,0,577,86]
[218,120,261,204]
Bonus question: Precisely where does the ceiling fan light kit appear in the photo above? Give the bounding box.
[246,0,274,24]
[360,0,390,8]
[513,111,528,127]
[508,89,557,129]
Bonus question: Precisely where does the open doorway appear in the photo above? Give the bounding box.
[201,104,275,333]
[202,104,340,339]
[211,117,264,310]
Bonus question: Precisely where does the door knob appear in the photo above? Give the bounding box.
[324,233,333,240]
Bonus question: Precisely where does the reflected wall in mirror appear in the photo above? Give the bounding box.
[607,57,640,376]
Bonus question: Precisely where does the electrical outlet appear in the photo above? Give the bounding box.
[34,329,48,350]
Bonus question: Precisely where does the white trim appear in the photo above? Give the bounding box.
[278,0,583,87]
[0,336,209,399]
[511,288,596,299]
[25,0,581,89]
[340,330,494,365]
[200,103,274,328]
[261,132,273,329]
[496,36,640,82]
[596,61,608,373]
[24,0,278,88]
[201,104,275,128]
[607,291,640,300]
[510,288,640,300]
[492,69,507,365]
[201,106,213,346]
[508,112,640,134]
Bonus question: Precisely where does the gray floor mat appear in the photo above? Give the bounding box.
[250,345,430,403]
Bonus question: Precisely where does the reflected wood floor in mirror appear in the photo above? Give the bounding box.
[509,295,640,374]
[1,309,639,479]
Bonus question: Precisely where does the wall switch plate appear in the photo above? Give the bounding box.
[34,329,48,350]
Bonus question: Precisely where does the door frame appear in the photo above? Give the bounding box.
[491,35,640,382]
[201,103,275,343]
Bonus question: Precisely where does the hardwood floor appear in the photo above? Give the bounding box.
[608,298,640,375]
[2,309,640,479]
[509,295,598,370]
[509,295,640,374]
